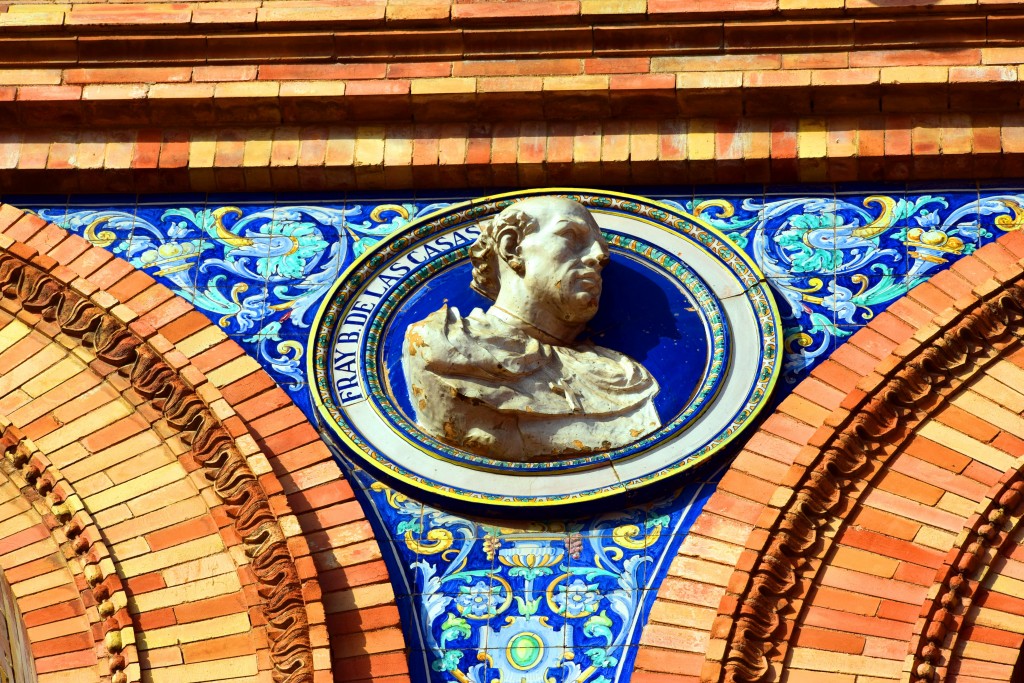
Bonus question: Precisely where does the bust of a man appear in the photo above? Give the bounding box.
[402,197,660,461]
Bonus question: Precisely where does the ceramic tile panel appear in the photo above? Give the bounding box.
[16,183,1021,683]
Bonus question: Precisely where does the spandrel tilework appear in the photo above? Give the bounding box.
[19,184,1014,683]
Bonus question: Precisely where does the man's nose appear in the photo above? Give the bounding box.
[582,242,609,268]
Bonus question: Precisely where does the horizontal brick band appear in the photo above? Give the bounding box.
[4,0,1024,33]
[0,115,1021,193]
[1,63,1022,128]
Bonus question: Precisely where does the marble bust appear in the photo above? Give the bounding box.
[402,197,661,461]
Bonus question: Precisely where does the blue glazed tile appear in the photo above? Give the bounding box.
[274,190,345,205]
[137,192,207,206]
[831,273,907,328]
[976,190,1024,248]
[33,185,1024,683]
[4,194,68,208]
[68,193,139,207]
[204,192,275,206]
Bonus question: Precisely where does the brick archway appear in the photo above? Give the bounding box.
[0,205,407,683]
[635,231,1024,683]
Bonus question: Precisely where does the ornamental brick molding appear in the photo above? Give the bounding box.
[0,419,136,683]
[0,233,315,682]
[0,205,407,682]
[0,1,1022,191]
[909,466,1024,682]
[699,235,1024,683]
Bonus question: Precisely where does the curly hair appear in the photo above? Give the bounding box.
[469,204,539,301]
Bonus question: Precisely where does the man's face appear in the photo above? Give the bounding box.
[515,203,610,325]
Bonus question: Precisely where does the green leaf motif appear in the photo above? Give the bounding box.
[583,611,615,643]
[440,614,471,641]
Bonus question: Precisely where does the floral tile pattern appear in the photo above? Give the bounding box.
[19,184,1024,683]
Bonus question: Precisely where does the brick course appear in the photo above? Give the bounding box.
[0,212,407,683]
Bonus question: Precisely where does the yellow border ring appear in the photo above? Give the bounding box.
[308,189,782,508]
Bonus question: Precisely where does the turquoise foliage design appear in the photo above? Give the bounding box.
[37,202,449,390]
[364,468,713,683]
[28,188,1024,682]
[675,192,1005,381]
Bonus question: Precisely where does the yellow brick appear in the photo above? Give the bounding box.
[79,470,116,498]
[936,491,976,517]
[242,134,273,167]
[974,606,1024,633]
[0,69,62,85]
[831,547,899,578]
[324,581,396,613]
[22,357,83,398]
[781,0,842,7]
[105,496,207,545]
[146,656,258,683]
[0,496,32,525]
[206,354,262,387]
[630,120,658,161]
[119,535,226,578]
[355,126,386,167]
[788,650,902,678]
[410,77,476,95]
[0,342,64,397]
[33,666,100,682]
[970,376,1024,414]
[918,421,1016,471]
[162,554,236,587]
[953,390,1024,436]
[108,446,176,485]
[12,569,72,599]
[648,600,716,629]
[84,462,190,512]
[880,66,948,85]
[35,397,131,453]
[110,537,151,561]
[960,639,1018,665]
[386,1,450,21]
[63,433,163,482]
[688,119,715,161]
[214,81,279,98]
[581,0,645,13]
[913,525,956,551]
[130,572,241,613]
[542,75,609,91]
[186,133,216,171]
[989,573,1024,597]
[797,118,828,158]
[137,614,252,651]
[127,479,198,517]
[9,4,70,12]
[0,319,30,354]
[279,80,345,98]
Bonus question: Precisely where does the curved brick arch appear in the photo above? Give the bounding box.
[0,205,408,683]
[634,230,1024,683]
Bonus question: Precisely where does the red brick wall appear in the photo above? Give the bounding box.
[1,1,1024,191]
[0,208,407,683]
[636,233,1024,682]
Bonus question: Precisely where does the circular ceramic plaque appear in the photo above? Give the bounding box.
[309,189,781,507]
